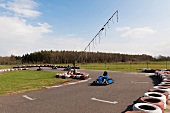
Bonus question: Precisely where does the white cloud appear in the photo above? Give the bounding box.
[0,0,53,56]
[37,36,88,51]
[36,23,52,34]
[0,3,6,8]
[121,27,156,38]
[0,0,41,18]
[0,16,52,56]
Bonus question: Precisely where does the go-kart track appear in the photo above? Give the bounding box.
[0,68,169,113]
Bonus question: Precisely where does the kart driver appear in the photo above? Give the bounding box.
[102,71,108,83]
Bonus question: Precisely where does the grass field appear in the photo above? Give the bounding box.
[0,70,71,95]
[0,65,13,69]
[0,61,169,95]
[2,61,170,72]
[77,61,170,72]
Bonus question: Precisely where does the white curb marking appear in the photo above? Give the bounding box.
[91,98,118,104]
[46,78,92,89]
[23,95,36,100]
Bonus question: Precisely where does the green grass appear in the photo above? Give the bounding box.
[0,65,13,69]
[0,61,170,95]
[78,62,170,72]
[0,70,71,95]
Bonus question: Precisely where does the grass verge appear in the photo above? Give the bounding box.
[0,70,71,96]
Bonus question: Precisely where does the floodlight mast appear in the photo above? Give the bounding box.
[83,10,118,53]
[73,10,118,71]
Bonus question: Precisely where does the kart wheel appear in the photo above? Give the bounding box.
[56,75,59,78]
[61,76,66,79]
[93,81,96,84]
[80,75,86,80]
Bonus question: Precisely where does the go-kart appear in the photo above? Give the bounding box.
[91,76,114,85]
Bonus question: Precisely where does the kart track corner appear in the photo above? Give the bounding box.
[0,68,170,113]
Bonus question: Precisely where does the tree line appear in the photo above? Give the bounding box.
[0,50,170,65]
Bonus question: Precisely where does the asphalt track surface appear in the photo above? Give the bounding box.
[0,68,158,113]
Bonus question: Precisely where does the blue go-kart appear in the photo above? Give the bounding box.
[91,75,114,86]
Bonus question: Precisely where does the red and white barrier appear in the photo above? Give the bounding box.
[56,71,89,80]
[0,68,29,73]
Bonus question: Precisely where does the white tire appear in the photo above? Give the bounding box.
[144,92,166,109]
[153,86,170,95]
[153,86,170,99]
[160,82,170,84]
[133,103,162,113]
[65,75,71,78]
[162,76,170,80]
[163,79,170,82]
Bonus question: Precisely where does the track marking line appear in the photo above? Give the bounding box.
[91,98,118,104]
[22,95,36,100]
[46,78,92,89]
[131,81,149,84]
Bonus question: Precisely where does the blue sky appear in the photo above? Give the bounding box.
[0,0,170,57]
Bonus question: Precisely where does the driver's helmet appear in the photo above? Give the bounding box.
[103,71,108,76]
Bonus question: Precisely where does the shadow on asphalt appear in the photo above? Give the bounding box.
[149,75,162,86]
[121,97,141,113]
[122,74,162,113]
[88,83,109,87]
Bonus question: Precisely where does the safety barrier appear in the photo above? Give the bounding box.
[56,72,89,80]
[0,68,29,73]
[126,70,170,113]
[13,65,80,69]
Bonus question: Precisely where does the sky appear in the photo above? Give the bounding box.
[0,0,170,57]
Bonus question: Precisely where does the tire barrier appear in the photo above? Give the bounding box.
[139,97,164,113]
[56,72,89,80]
[13,65,81,69]
[163,78,170,82]
[162,77,170,81]
[141,68,157,73]
[161,82,170,85]
[153,86,170,95]
[127,69,170,113]
[56,73,71,79]
[133,103,162,113]
[144,92,166,109]
[163,80,170,82]
[153,86,170,100]
[157,84,170,88]
[0,68,28,73]
[148,89,169,104]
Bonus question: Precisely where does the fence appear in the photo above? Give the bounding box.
[78,62,170,72]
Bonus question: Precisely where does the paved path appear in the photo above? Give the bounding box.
[0,69,168,113]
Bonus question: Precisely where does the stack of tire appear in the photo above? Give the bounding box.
[56,72,89,80]
[0,68,29,72]
[56,73,71,79]
[126,71,170,113]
